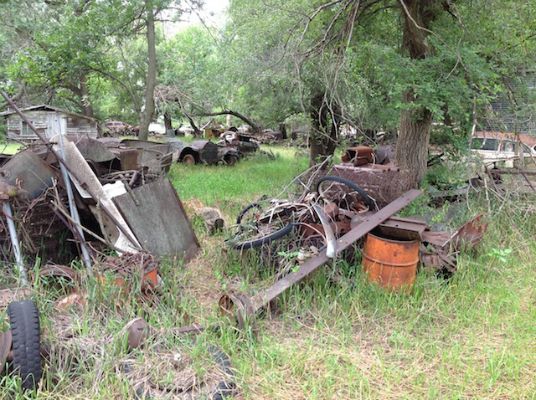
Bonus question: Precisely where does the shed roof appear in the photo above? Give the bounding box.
[0,104,96,121]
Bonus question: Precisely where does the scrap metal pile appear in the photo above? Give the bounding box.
[0,99,200,286]
[0,95,207,393]
[226,175,379,268]
[221,160,488,327]
[0,94,492,394]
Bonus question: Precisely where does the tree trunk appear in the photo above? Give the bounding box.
[309,92,339,165]
[67,76,94,118]
[395,0,441,188]
[164,112,174,137]
[79,75,94,118]
[139,0,157,141]
[279,122,287,140]
[397,92,433,185]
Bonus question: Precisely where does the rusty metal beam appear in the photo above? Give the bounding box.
[220,189,422,326]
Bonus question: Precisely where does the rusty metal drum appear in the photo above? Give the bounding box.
[363,232,419,291]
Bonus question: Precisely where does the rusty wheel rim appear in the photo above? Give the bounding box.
[218,293,255,330]
[183,154,195,165]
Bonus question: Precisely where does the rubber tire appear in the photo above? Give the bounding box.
[314,175,376,210]
[129,345,236,399]
[7,300,42,391]
[236,203,263,224]
[208,345,236,399]
[232,223,294,250]
[225,155,239,166]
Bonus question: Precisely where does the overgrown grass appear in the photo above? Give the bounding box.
[169,146,309,214]
[0,146,534,399]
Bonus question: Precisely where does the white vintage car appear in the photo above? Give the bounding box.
[470,131,535,168]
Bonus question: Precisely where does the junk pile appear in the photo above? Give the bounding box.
[251,129,284,144]
[222,161,488,327]
[0,93,204,392]
[119,133,260,167]
[103,120,139,137]
[326,143,535,207]
[0,140,200,270]
[0,101,200,277]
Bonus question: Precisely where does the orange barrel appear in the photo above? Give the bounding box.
[362,232,419,291]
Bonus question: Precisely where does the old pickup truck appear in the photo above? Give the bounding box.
[470,131,535,168]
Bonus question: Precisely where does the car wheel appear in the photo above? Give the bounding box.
[225,154,238,166]
[7,300,42,391]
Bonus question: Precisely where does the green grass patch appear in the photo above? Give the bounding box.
[169,146,309,213]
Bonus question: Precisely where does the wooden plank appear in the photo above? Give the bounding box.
[113,179,200,261]
[62,141,140,252]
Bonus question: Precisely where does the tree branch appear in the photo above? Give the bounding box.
[196,110,261,132]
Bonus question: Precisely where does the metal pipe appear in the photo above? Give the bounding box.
[312,204,336,258]
[57,132,93,272]
[2,202,28,286]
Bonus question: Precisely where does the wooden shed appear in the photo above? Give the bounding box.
[0,105,98,141]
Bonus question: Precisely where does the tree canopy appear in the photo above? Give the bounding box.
[1,0,535,183]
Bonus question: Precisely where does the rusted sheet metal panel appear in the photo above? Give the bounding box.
[113,179,200,261]
[421,214,488,250]
[377,216,428,241]
[119,140,172,173]
[75,137,116,163]
[331,164,413,207]
[341,146,374,166]
[0,149,56,199]
[420,214,488,274]
[451,213,488,249]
